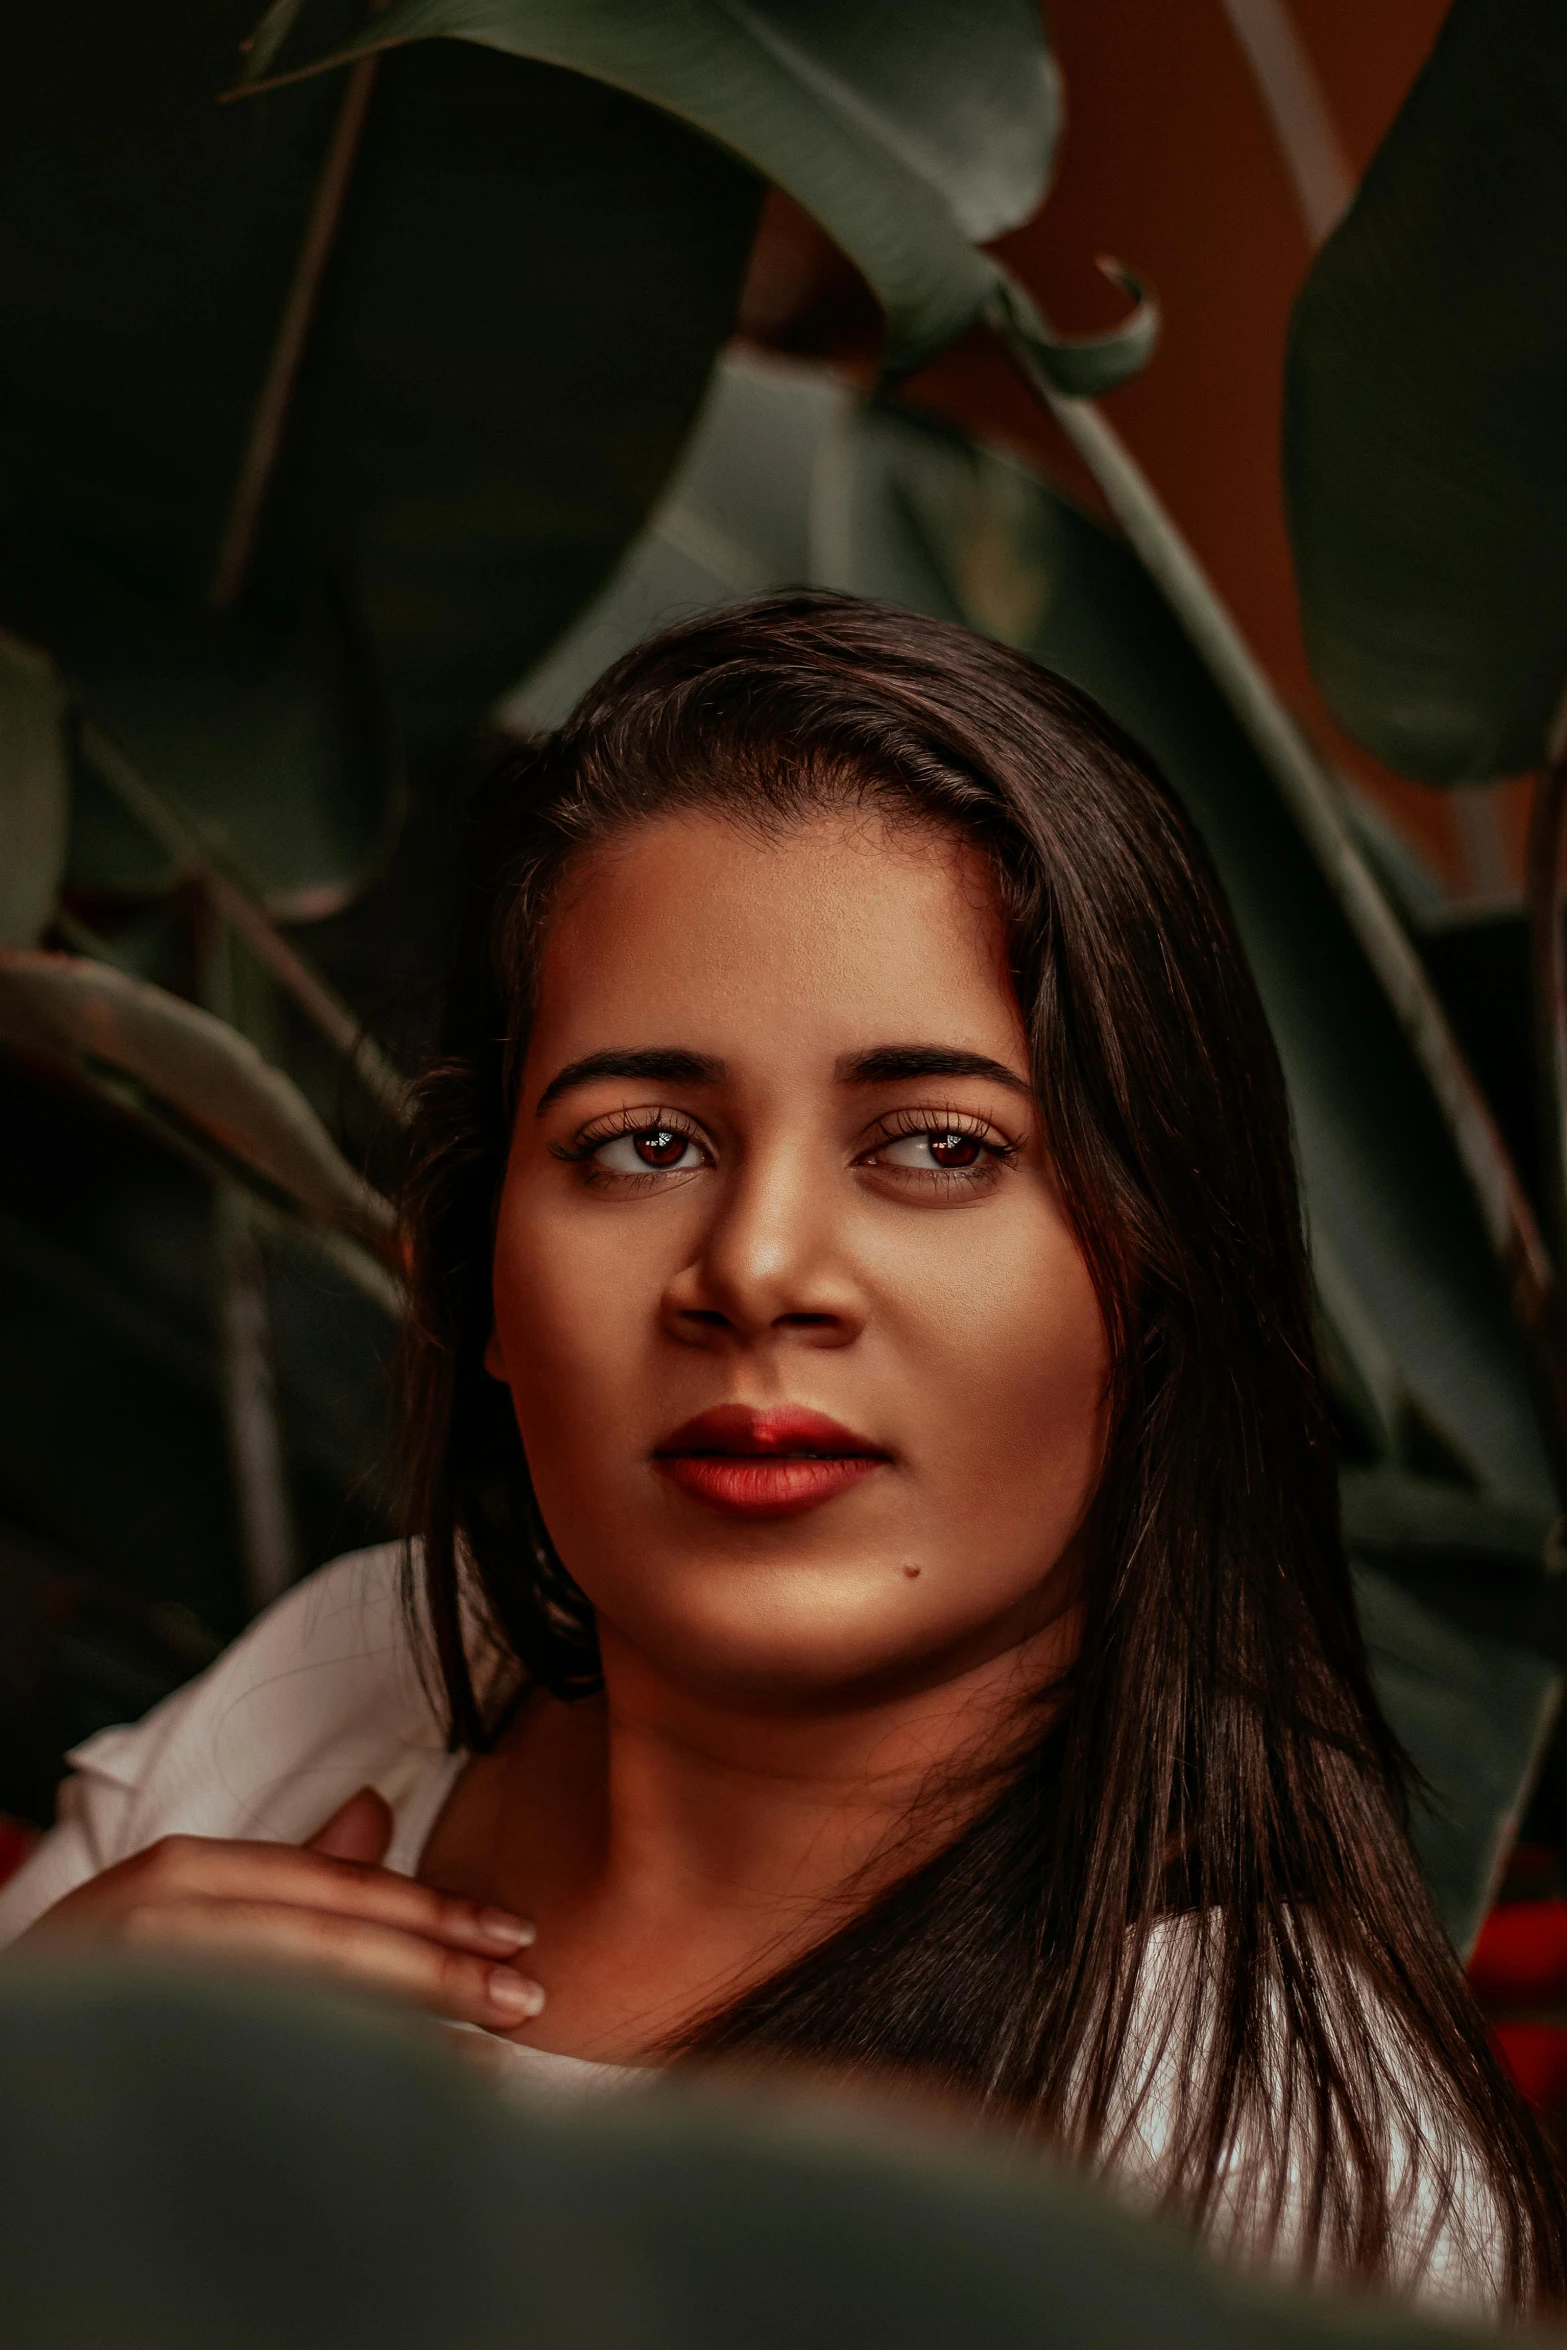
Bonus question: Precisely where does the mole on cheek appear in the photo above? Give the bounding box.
[902,1565,921,1579]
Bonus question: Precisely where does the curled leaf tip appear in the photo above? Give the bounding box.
[989,261,1159,401]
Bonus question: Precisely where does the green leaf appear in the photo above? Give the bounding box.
[507,353,1561,1939]
[37,569,396,920]
[0,4,762,898]
[987,265,1161,403]
[242,0,1061,376]
[0,631,68,948]
[1354,1557,1559,1955]
[1284,0,1567,783]
[0,951,394,1263]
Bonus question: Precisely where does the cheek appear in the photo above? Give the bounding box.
[489,1180,666,1458]
[899,1208,1109,1543]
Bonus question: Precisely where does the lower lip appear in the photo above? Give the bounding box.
[653,1454,885,1518]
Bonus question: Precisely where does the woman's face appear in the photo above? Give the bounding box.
[489,810,1109,1702]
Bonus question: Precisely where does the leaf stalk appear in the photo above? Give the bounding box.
[209,53,381,614]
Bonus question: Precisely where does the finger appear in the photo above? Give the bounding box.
[115,1836,534,1957]
[118,1897,547,2031]
[306,1788,394,1865]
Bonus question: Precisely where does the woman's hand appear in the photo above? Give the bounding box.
[12,1789,544,2032]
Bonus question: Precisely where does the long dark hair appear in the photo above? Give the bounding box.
[397,592,1564,2306]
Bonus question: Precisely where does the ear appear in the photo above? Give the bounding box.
[483,1327,507,1382]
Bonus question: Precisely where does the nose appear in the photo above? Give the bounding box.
[661,1139,866,1352]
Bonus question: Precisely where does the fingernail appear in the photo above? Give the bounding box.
[488,1968,545,2019]
[478,1908,535,1950]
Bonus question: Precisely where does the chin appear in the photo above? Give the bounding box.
[592,1555,985,1704]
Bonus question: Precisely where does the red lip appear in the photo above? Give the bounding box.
[652,1405,891,1519]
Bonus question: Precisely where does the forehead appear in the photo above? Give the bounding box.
[529,811,1021,1063]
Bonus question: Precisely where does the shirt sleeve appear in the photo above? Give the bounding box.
[0,1543,441,1950]
[0,1772,135,1945]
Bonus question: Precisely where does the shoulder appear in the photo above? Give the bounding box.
[64,1543,445,1854]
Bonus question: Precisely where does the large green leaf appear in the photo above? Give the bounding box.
[507,353,1561,1941]
[280,3,1152,402]
[0,633,68,948]
[246,0,1061,377]
[1284,0,1567,783]
[247,2,1080,376]
[0,2,762,905]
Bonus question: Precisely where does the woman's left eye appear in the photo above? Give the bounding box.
[590,1126,706,1175]
[871,1129,991,1172]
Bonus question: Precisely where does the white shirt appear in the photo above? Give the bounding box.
[0,1544,624,2102]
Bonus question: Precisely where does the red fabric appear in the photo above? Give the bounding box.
[1469,1900,1567,2007]
[0,1814,37,1889]
[1470,1897,1567,2115]
[1491,2022,1567,2114]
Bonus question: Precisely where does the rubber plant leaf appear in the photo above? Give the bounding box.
[507,353,1560,1945]
[1285,0,1567,782]
[0,1,762,906]
[0,951,394,1256]
[239,0,1068,379]
[0,631,69,948]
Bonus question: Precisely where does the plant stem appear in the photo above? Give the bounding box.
[209,53,380,614]
[990,304,1557,1353]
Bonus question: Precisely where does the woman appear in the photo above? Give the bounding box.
[0,595,1559,2308]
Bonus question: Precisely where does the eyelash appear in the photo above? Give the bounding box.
[551,1108,712,1189]
[552,1105,1021,1192]
[855,1106,1020,1192]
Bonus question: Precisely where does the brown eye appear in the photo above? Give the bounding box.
[634,1127,689,1168]
[928,1132,983,1168]
[585,1124,707,1177]
[873,1128,994,1173]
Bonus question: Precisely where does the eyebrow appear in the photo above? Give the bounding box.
[835,1045,1033,1097]
[534,1047,724,1115]
[534,1042,1034,1115]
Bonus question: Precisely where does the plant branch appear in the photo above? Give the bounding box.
[79,721,412,1129]
[989,297,1557,1355]
[209,51,380,614]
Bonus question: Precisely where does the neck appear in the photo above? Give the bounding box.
[545,1606,1076,1930]
[435,1602,1080,2060]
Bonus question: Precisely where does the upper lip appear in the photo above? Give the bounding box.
[653,1405,890,1459]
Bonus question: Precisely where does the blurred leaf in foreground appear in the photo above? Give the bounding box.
[0,1968,1521,2350]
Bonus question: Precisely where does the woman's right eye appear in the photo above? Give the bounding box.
[589,1126,707,1175]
